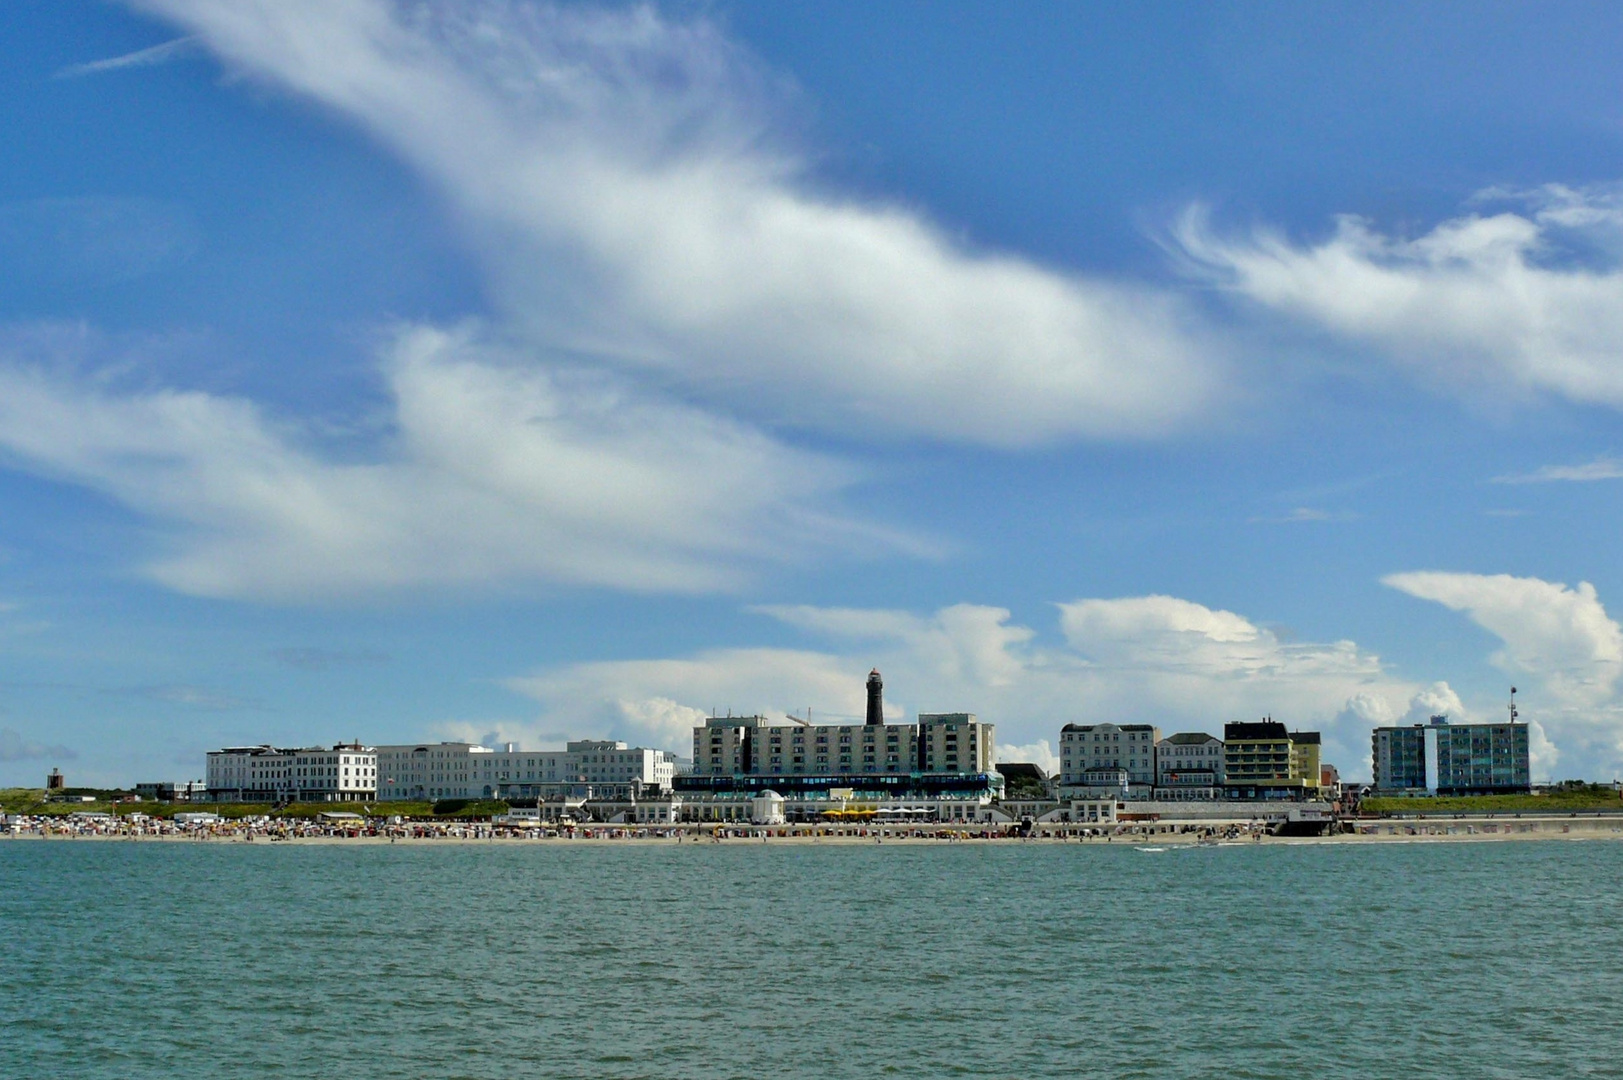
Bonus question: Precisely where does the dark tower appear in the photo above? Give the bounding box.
[865,669,884,726]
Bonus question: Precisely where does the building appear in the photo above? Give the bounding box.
[134,780,207,802]
[1290,731,1322,793]
[1371,724,1429,793]
[206,745,283,802]
[46,768,64,791]
[205,743,376,803]
[1155,732,1224,800]
[1057,723,1160,795]
[1222,721,1321,800]
[996,762,1053,799]
[374,740,676,802]
[1370,715,1531,796]
[1319,763,1342,801]
[1436,720,1530,795]
[678,670,998,799]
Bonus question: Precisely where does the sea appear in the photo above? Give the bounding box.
[3,837,1619,1079]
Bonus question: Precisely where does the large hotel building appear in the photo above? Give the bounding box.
[677,669,999,798]
[374,740,677,802]
[1371,715,1530,795]
[206,743,377,803]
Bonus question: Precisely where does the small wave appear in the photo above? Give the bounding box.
[1135,846,1167,853]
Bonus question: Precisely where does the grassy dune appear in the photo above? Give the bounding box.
[1363,788,1623,815]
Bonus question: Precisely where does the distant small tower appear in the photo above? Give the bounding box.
[866,669,884,726]
[46,767,64,791]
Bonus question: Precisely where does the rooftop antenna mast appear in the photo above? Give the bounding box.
[1509,686,1519,724]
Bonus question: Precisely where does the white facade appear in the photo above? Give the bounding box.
[1058,723,1161,788]
[750,791,787,825]
[1155,732,1225,800]
[691,713,995,779]
[374,740,676,802]
[205,743,376,802]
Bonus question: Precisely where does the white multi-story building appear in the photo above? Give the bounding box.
[689,713,995,782]
[682,670,997,800]
[374,740,676,802]
[1155,732,1225,800]
[205,743,376,803]
[1058,723,1161,792]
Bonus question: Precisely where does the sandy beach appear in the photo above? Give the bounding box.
[7,813,1623,846]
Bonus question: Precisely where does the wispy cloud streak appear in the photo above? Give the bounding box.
[1494,457,1623,483]
[55,36,197,79]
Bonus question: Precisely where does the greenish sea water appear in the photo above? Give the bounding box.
[3,838,1619,1079]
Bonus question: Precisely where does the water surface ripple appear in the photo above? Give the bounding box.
[3,839,1618,1078]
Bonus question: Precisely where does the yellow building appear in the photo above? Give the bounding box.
[1222,720,1323,799]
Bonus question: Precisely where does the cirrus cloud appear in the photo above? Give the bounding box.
[0,323,911,600]
[130,0,1228,447]
[1175,186,1623,410]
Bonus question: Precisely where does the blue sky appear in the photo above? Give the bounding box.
[4,0,1623,786]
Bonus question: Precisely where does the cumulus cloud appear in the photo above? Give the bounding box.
[132,0,1226,446]
[0,728,76,762]
[0,323,904,600]
[503,589,1623,780]
[1384,571,1623,776]
[1383,572,1623,707]
[996,739,1059,776]
[1175,186,1623,409]
[1399,681,1471,725]
[504,594,1437,782]
[506,648,860,752]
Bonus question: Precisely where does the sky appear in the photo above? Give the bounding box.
[4,0,1623,787]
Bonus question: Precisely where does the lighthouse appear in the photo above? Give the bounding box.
[865,669,883,726]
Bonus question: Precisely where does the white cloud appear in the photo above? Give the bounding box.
[996,739,1059,776]
[1382,572,1623,707]
[1399,681,1470,725]
[1175,187,1623,410]
[505,589,1623,780]
[0,323,906,600]
[1493,456,1623,483]
[54,35,198,79]
[504,594,1435,782]
[1384,570,1623,777]
[505,648,860,751]
[132,0,1227,447]
[755,603,1036,688]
